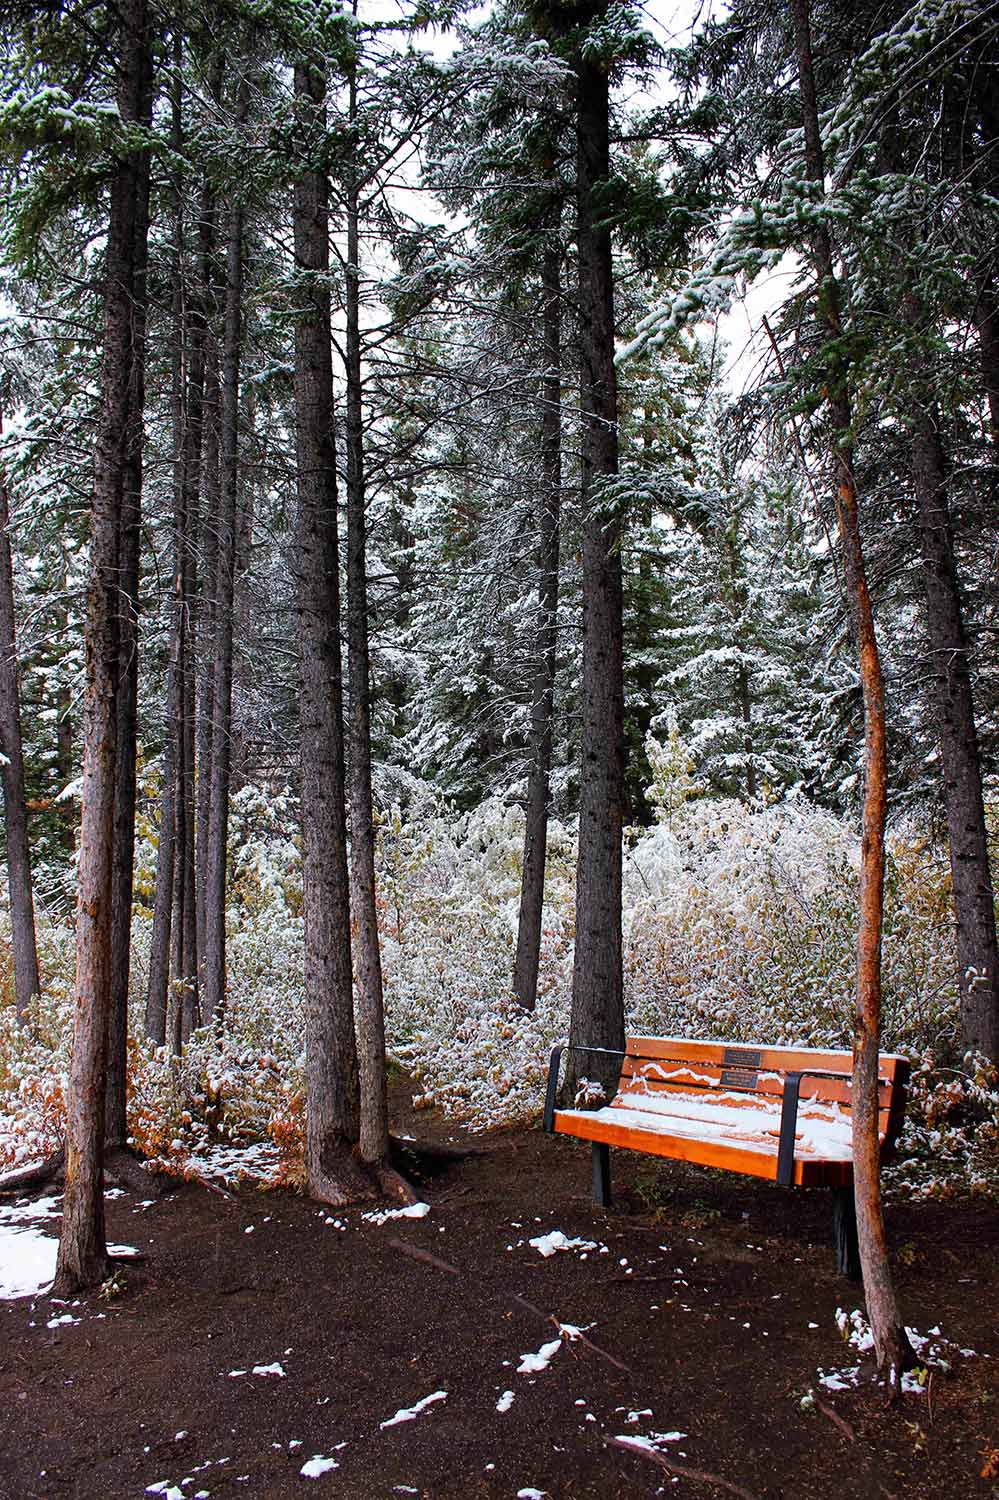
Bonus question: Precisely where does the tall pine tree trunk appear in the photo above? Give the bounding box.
[910,409,999,1060]
[175,161,214,1046]
[513,241,562,1012]
[292,59,369,1205]
[792,0,912,1384]
[56,0,149,1296]
[146,72,188,1046]
[0,403,41,1026]
[196,338,220,977]
[202,72,248,1026]
[344,64,392,1174]
[566,30,625,1099]
[106,81,151,1138]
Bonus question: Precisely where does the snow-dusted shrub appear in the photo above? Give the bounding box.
[622,798,957,1056]
[379,795,575,1128]
[0,904,76,1170]
[1,786,994,1199]
[885,1051,999,1201]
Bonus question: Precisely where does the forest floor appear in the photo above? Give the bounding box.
[1,1082,997,1500]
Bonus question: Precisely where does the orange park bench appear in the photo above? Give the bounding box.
[543,1036,910,1279]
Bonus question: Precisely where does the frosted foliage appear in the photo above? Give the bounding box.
[1,787,996,1198]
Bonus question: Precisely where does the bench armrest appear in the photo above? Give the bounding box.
[543,1043,625,1133]
[776,1065,893,1186]
[543,1045,565,1133]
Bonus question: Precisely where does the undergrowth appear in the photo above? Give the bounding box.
[1,784,996,1200]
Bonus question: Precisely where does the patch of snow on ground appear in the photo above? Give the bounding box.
[1,1195,61,1223]
[496,1390,514,1412]
[517,1339,562,1375]
[189,1140,281,1186]
[362,1202,431,1226]
[380,1390,448,1428]
[517,1489,548,1498]
[301,1455,340,1478]
[527,1230,598,1258]
[228,1362,285,1379]
[0,1223,57,1298]
[557,1322,590,1341]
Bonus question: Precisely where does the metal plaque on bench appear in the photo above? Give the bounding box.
[720,1045,762,1089]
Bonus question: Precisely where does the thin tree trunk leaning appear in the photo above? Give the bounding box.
[343,60,400,1188]
[791,0,913,1387]
[566,27,626,1101]
[910,408,999,1060]
[202,71,249,1027]
[292,59,371,1205]
[513,241,561,1013]
[107,97,151,1142]
[55,0,149,1296]
[0,403,41,1025]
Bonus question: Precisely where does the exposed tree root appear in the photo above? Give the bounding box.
[368,1158,421,1205]
[308,1143,381,1207]
[51,1249,112,1301]
[1,1143,176,1202]
[0,1148,65,1196]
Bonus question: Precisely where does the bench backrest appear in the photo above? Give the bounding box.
[617,1035,910,1159]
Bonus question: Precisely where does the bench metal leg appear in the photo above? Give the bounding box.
[832,1187,860,1281]
[592,1142,611,1208]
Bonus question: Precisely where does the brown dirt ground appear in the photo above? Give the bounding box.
[1,1085,997,1500]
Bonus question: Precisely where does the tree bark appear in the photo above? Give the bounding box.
[513,241,562,1012]
[194,54,224,986]
[175,154,214,1047]
[791,0,912,1385]
[910,409,999,1060]
[106,70,151,1139]
[56,0,149,1296]
[195,337,220,978]
[292,60,369,1205]
[146,66,188,1047]
[344,58,392,1173]
[201,71,248,1026]
[0,403,42,1025]
[567,34,625,1099]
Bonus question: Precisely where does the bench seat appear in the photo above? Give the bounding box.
[552,1092,855,1187]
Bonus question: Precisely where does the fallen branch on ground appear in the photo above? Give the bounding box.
[511,1293,631,1375]
[387,1238,461,1276]
[608,1436,760,1499]
[815,1399,855,1442]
